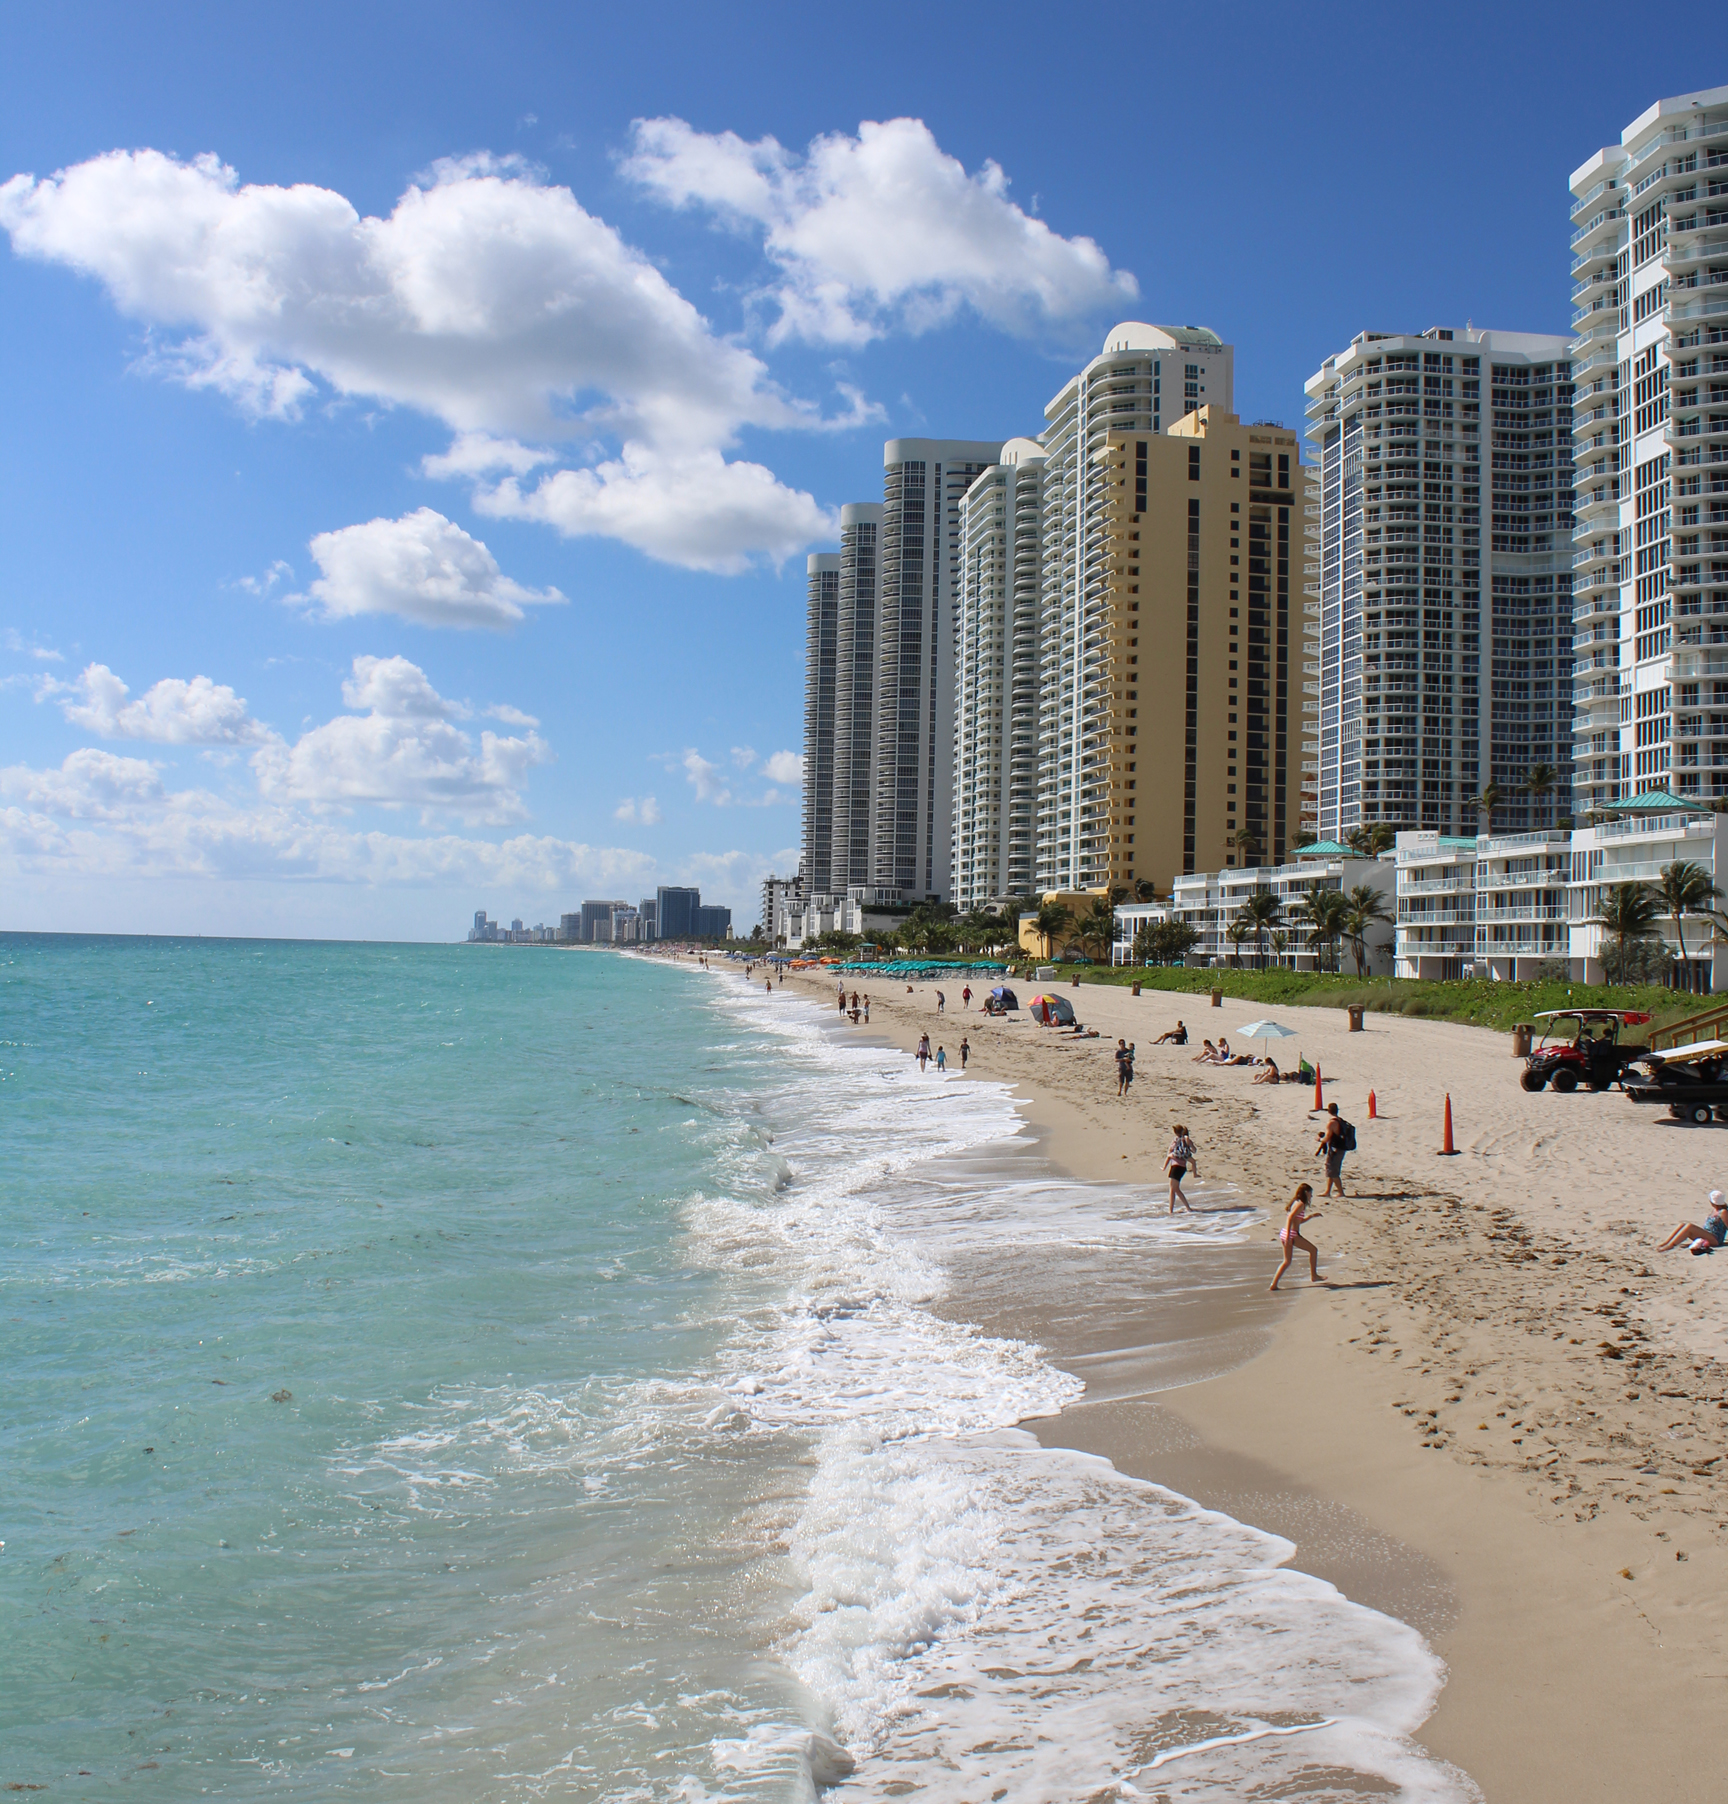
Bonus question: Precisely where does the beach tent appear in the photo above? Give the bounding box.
[1028,992,1076,1026]
[988,985,1020,1011]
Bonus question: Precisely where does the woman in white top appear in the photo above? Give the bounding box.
[1165,1126,1199,1213]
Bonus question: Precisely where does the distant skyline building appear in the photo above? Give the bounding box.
[638,897,658,941]
[830,502,883,892]
[1305,326,1574,841]
[1035,324,1240,891]
[871,439,1005,900]
[1569,85,1728,811]
[693,903,732,939]
[802,551,841,894]
[954,438,1046,910]
[655,885,700,940]
[580,898,628,942]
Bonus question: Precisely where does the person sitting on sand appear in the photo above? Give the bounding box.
[1253,1056,1281,1085]
[1270,1183,1321,1291]
[1216,1037,1231,1061]
[1658,1190,1728,1254]
[1191,1039,1219,1062]
[1153,1020,1187,1045]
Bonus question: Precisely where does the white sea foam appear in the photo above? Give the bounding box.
[676,968,1479,1801]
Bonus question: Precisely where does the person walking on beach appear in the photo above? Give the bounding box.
[863,994,870,1024]
[916,1033,931,1071]
[1270,1183,1321,1290]
[962,984,972,1010]
[1165,1125,1199,1213]
[1315,1102,1352,1198]
[935,1045,947,1072]
[959,1036,969,1071]
[936,990,946,1015]
[838,983,847,1015]
[1115,1039,1131,1096]
[1124,1043,1136,1095]
[1658,1189,1728,1253]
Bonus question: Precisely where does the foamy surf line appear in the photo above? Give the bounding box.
[670,964,1477,1800]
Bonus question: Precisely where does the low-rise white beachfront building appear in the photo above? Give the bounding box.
[1159,846,1397,971]
[1110,899,1169,965]
[1394,834,1477,978]
[1473,831,1571,980]
[1567,792,1728,990]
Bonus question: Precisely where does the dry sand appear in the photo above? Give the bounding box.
[776,964,1728,1802]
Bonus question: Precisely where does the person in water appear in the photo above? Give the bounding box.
[1270,1183,1321,1290]
[1165,1125,1199,1213]
[916,1033,931,1071]
[935,1045,946,1071]
[1658,1189,1728,1253]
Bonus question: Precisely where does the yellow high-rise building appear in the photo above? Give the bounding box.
[1036,406,1318,899]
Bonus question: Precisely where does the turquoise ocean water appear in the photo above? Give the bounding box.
[3,937,1476,1801]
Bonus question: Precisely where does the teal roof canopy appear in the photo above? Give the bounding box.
[1595,789,1708,814]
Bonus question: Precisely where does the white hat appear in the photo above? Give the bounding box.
[1711,1190,1726,1211]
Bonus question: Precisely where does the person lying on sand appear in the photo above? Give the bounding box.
[1658,1189,1728,1254]
[1270,1183,1321,1291]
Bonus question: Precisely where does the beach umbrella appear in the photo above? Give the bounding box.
[1237,1018,1297,1064]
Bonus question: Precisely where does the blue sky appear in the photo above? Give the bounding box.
[2,3,1723,940]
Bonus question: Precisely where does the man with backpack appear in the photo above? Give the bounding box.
[1316,1101,1355,1198]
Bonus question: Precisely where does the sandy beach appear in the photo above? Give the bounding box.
[777,964,1728,1802]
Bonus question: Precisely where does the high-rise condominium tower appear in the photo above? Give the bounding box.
[1036,324,1266,893]
[828,502,883,891]
[872,439,1004,900]
[801,552,840,894]
[1570,86,1728,809]
[1305,327,1574,840]
[954,438,1046,910]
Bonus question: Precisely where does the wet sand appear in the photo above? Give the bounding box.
[776,964,1728,1802]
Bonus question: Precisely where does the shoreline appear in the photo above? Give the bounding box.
[770,960,1728,1802]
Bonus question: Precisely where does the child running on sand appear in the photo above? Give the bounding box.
[1658,1189,1728,1253]
[1270,1183,1321,1290]
[1165,1126,1199,1213]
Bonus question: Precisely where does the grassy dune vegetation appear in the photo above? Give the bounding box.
[1079,966,1705,1039]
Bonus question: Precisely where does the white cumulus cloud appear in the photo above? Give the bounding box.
[471,443,831,574]
[253,654,548,825]
[623,115,1137,346]
[303,507,564,630]
[614,795,662,825]
[0,748,165,819]
[762,749,803,785]
[0,147,836,569]
[681,748,729,805]
[57,662,275,745]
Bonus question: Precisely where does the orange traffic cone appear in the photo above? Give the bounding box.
[1368,1088,1378,1120]
[1439,1092,1458,1155]
[1313,1062,1324,1111]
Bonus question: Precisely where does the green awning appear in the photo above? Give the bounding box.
[1595,788,1708,814]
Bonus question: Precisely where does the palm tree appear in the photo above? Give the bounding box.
[1134,878,1160,903]
[1269,928,1289,968]
[1521,762,1559,824]
[1076,895,1117,964]
[1241,889,1283,970]
[1235,829,1263,866]
[1466,780,1505,836]
[1342,883,1393,978]
[1587,882,1663,985]
[1032,901,1071,960]
[1654,859,1723,990]
[1226,916,1253,967]
[1291,888,1351,972]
